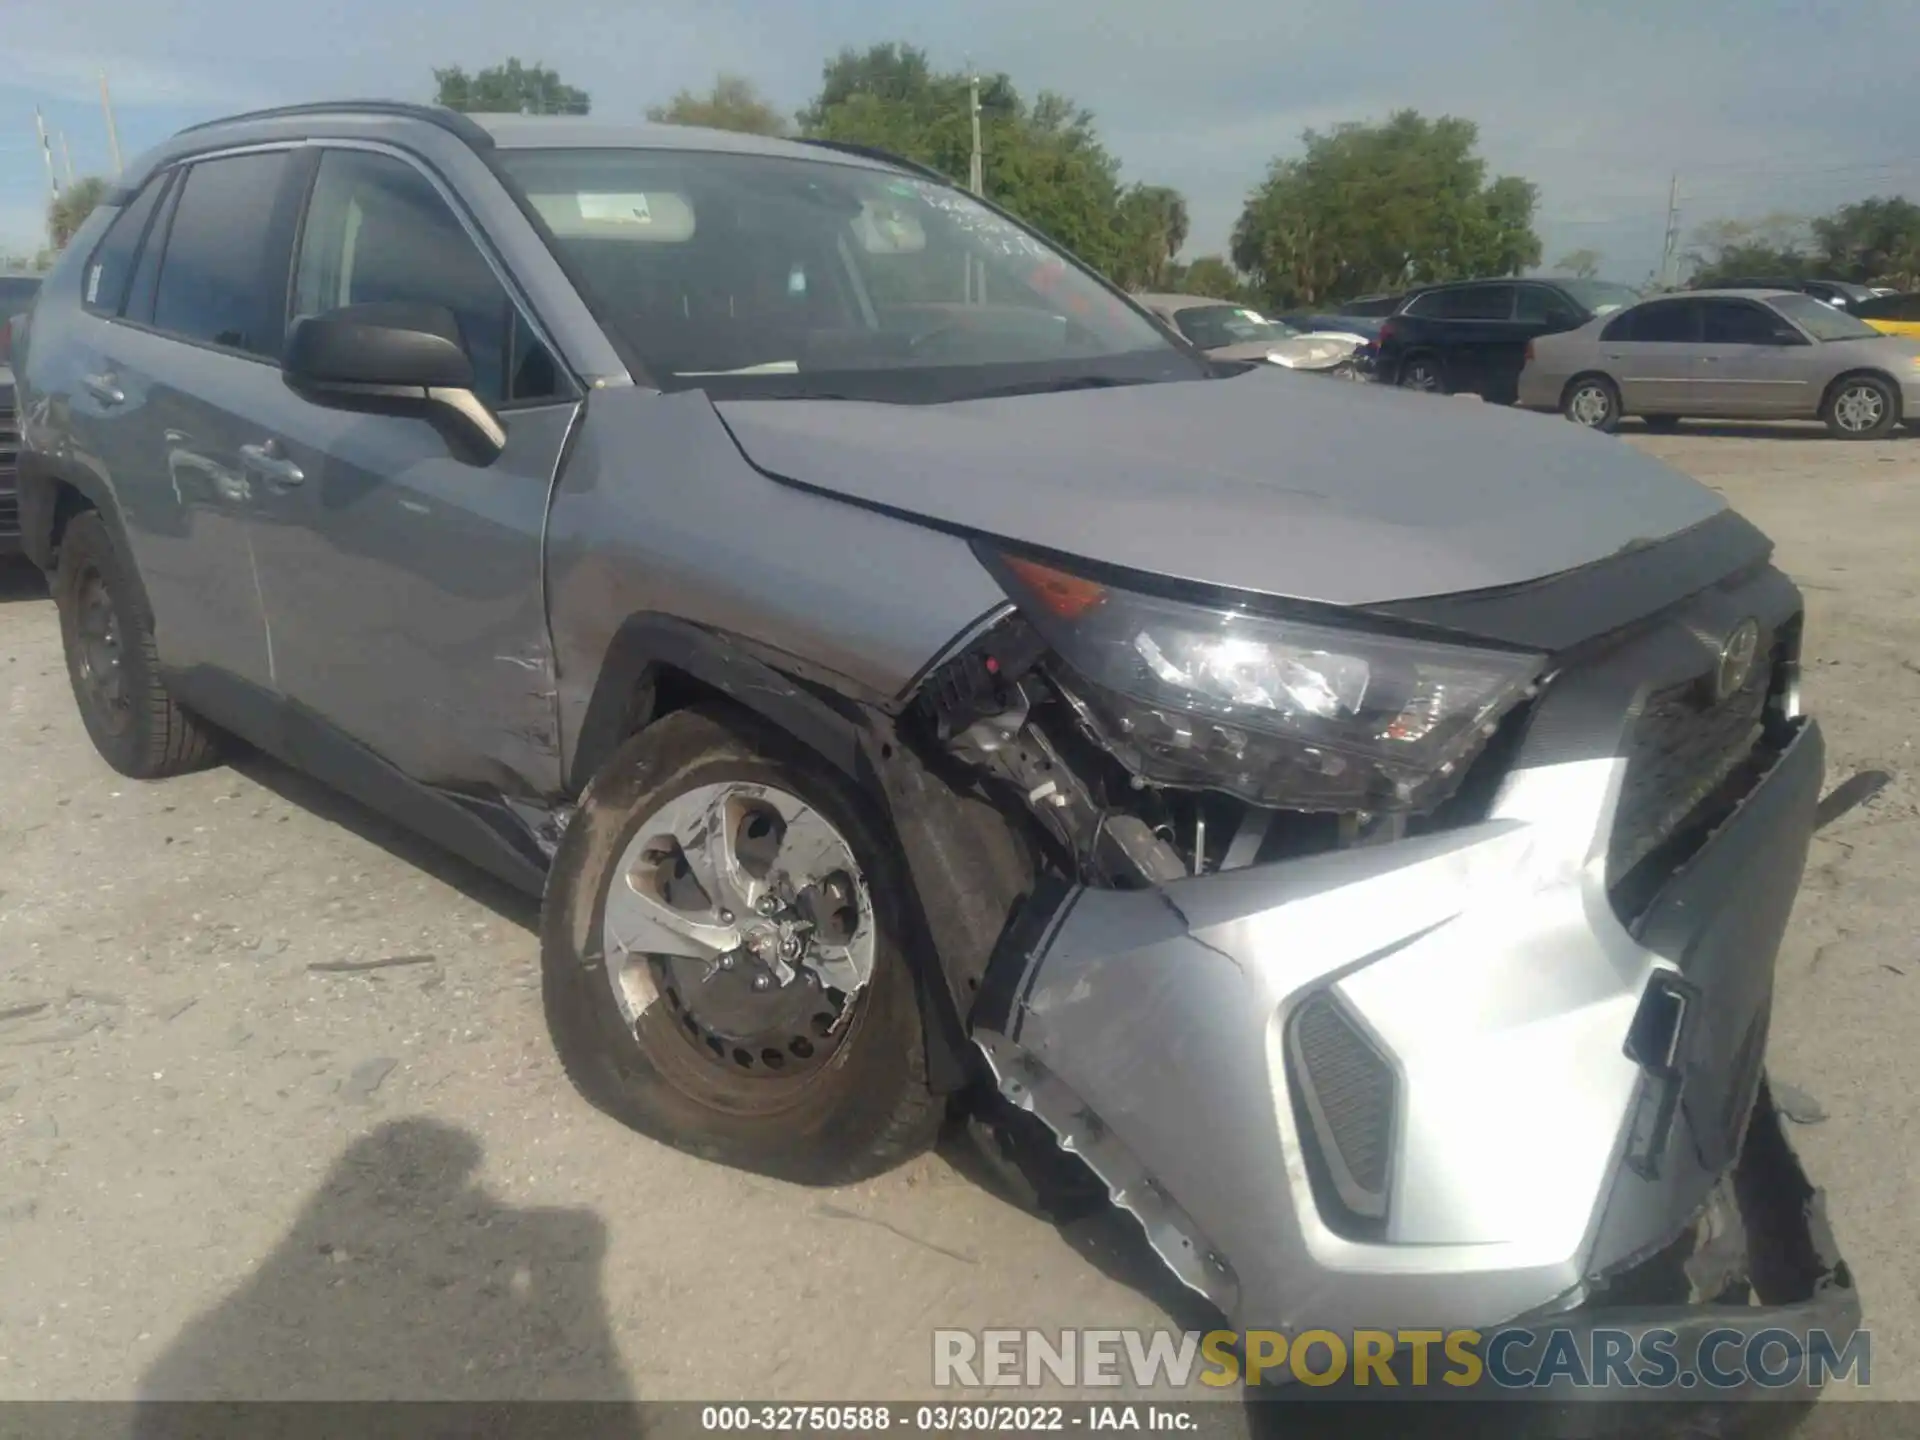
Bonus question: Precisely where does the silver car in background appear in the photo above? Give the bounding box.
[1518,287,1920,439]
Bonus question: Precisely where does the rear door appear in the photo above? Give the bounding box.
[245,143,578,797]
[1694,298,1817,416]
[81,148,309,736]
[1600,299,1701,413]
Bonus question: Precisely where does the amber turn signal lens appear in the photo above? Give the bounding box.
[1001,555,1108,620]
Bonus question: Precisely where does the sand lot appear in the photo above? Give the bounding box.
[1,419,1915,1410]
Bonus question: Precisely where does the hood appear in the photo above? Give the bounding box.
[710,367,1727,608]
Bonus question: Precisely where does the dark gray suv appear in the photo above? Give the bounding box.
[13,102,1857,1370]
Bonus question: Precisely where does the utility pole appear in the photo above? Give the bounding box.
[968,73,983,196]
[1658,172,1681,289]
[100,71,125,175]
[34,108,59,201]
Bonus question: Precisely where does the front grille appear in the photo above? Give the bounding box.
[0,404,17,476]
[1607,648,1773,890]
[1288,992,1396,1227]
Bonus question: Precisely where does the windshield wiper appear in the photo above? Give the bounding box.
[966,375,1151,400]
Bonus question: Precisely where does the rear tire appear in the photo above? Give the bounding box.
[53,512,220,779]
[1397,354,1445,392]
[540,705,940,1185]
[1562,374,1622,433]
[1823,374,1899,439]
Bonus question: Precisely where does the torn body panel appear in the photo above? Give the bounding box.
[925,558,1854,1367]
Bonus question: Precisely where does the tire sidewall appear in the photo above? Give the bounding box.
[1563,375,1621,433]
[54,514,150,774]
[1826,375,1897,439]
[541,706,933,1183]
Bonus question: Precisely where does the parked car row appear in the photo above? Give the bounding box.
[1280,274,1920,439]
[0,272,42,555]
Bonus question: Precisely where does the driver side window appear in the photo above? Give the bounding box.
[292,149,561,406]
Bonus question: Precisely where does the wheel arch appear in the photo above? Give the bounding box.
[1820,368,1903,420]
[15,455,151,613]
[567,612,1017,1094]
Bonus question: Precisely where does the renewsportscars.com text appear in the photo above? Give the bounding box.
[933,1326,1870,1391]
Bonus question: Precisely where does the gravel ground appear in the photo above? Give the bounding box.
[0,419,1915,1408]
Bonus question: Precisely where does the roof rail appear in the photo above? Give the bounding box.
[795,137,953,186]
[175,100,495,150]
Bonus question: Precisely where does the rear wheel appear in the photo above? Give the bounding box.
[1397,354,1444,392]
[53,512,220,779]
[1823,374,1898,439]
[540,705,940,1184]
[1562,374,1622,433]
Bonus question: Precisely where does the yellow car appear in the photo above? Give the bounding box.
[1855,291,1920,338]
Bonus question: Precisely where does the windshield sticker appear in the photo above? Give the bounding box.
[579,193,654,224]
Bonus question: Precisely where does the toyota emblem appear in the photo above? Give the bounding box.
[1714,618,1762,701]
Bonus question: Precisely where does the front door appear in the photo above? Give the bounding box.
[1693,298,1818,417]
[245,144,578,798]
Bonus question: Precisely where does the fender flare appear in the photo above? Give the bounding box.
[14,453,152,614]
[568,612,996,1092]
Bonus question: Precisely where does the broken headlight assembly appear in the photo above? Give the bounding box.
[985,550,1545,812]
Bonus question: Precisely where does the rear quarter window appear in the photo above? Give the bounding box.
[82,176,169,316]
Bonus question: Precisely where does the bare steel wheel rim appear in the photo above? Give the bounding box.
[601,780,877,1082]
[1833,383,1886,433]
[1568,383,1613,427]
[75,566,132,736]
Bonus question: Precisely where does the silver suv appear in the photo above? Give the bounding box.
[12,102,1855,1384]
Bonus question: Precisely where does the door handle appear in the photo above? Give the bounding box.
[239,440,306,490]
[83,374,125,407]
[1699,356,1721,364]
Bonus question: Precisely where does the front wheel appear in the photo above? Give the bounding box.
[1562,374,1622,433]
[540,705,940,1184]
[1824,375,1899,439]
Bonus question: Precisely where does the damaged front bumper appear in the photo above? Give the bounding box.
[971,710,1856,1372]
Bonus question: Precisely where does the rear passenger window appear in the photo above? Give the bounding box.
[1428,285,1515,320]
[291,149,561,407]
[81,175,168,316]
[152,152,295,356]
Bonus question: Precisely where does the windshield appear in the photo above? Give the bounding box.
[1172,304,1296,348]
[1557,279,1642,317]
[496,148,1199,402]
[1769,292,1881,341]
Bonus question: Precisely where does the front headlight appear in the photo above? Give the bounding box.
[988,552,1544,812]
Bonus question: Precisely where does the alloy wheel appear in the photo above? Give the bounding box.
[74,567,132,737]
[1568,383,1614,428]
[1832,383,1886,434]
[601,780,875,1083]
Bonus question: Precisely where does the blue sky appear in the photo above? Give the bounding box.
[6,0,1918,283]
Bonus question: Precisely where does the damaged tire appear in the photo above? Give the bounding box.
[541,704,940,1184]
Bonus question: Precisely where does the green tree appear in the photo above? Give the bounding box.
[1230,110,1542,308]
[1682,214,1811,285]
[1812,196,1920,287]
[798,43,1178,278]
[48,176,110,250]
[434,59,589,115]
[648,74,788,136]
[1551,248,1602,279]
[1164,255,1248,301]
[1113,184,1190,290]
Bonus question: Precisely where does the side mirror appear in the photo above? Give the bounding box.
[283,302,505,462]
